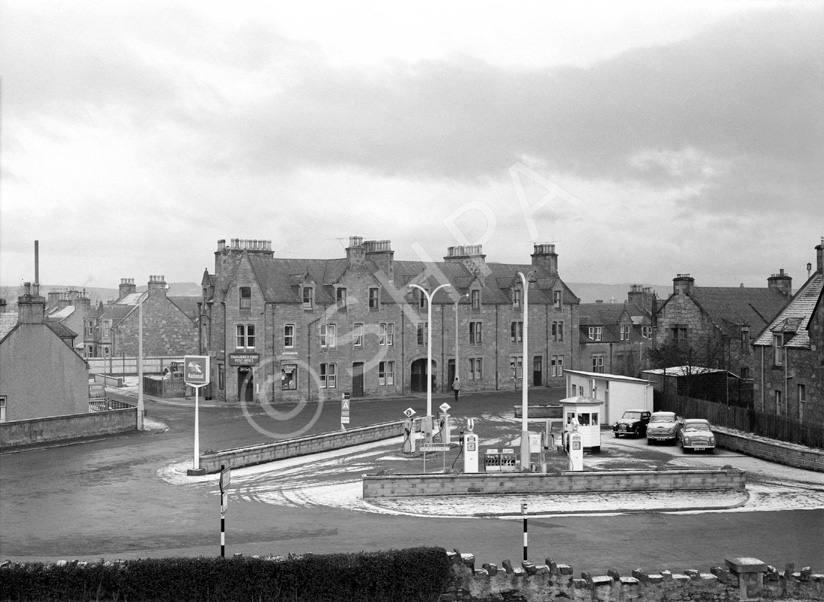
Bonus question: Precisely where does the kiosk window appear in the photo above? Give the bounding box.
[281,365,297,390]
[577,413,590,426]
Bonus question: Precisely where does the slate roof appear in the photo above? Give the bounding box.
[48,306,75,320]
[245,253,581,308]
[0,312,18,342]
[753,272,824,349]
[45,320,78,340]
[168,296,199,321]
[688,287,789,330]
[565,369,652,384]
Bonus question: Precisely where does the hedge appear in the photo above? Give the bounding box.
[0,547,451,602]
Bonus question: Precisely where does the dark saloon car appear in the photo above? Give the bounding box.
[612,409,651,438]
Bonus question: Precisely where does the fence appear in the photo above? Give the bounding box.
[86,356,185,376]
[657,391,823,450]
[89,399,134,412]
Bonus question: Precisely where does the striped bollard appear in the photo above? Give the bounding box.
[521,501,528,561]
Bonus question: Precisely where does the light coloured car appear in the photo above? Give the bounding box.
[646,411,682,444]
[678,419,716,453]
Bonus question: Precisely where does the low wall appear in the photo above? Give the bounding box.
[0,409,137,448]
[441,552,823,602]
[363,467,745,498]
[713,428,824,473]
[199,420,405,473]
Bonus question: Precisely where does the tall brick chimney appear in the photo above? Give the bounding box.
[817,238,824,275]
[445,244,488,283]
[364,239,394,279]
[119,278,137,299]
[531,243,558,275]
[18,282,46,324]
[673,274,694,296]
[346,236,366,266]
[767,269,792,297]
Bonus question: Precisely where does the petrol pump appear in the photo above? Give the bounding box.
[462,417,479,473]
[568,422,584,471]
[438,412,451,443]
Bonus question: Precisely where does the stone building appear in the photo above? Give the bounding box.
[577,286,655,377]
[45,289,95,354]
[752,241,824,428]
[0,283,89,421]
[653,271,792,385]
[84,276,199,359]
[200,238,580,403]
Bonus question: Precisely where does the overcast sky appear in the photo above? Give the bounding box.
[1,1,822,291]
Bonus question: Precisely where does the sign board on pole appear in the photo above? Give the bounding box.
[341,392,351,424]
[220,466,231,493]
[403,408,416,418]
[439,402,451,413]
[184,355,210,386]
[420,443,451,452]
[221,492,228,514]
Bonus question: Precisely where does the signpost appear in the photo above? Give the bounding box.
[341,392,351,430]
[521,500,528,561]
[184,355,210,473]
[219,465,231,558]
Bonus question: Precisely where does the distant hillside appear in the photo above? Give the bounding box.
[567,283,670,304]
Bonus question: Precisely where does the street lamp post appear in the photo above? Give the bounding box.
[517,271,534,471]
[409,283,452,419]
[136,291,147,431]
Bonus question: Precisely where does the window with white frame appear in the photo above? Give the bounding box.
[418,289,428,310]
[236,324,256,349]
[283,324,295,348]
[353,323,363,347]
[511,321,523,344]
[469,357,483,381]
[588,326,602,341]
[469,321,482,345]
[379,360,395,386]
[320,324,336,348]
[380,322,394,346]
[336,287,347,309]
[320,363,336,388]
[471,289,480,311]
[512,288,521,310]
[552,321,564,342]
[773,333,784,366]
[553,290,562,309]
[369,287,380,310]
[417,322,428,345]
[239,286,251,310]
[798,384,806,403]
[102,321,110,338]
[592,354,605,373]
[620,325,630,341]
[86,321,94,336]
[302,286,313,310]
[551,354,564,377]
[0,395,6,422]
[642,325,652,339]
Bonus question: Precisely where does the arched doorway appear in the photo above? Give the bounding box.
[238,366,254,402]
[411,358,437,393]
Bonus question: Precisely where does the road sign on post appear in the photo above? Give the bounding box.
[184,356,210,386]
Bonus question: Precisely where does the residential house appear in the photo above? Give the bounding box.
[577,285,655,377]
[45,289,95,355]
[200,238,580,403]
[752,241,824,428]
[652,271,792,394]
[0,283,90,421]
[84,276,199,360]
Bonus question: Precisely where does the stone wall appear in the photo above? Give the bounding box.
[440,551,824,602]
[714,427,824,472]
[363,468,745,498]
[199,420,405,473]
[0,408,137,448]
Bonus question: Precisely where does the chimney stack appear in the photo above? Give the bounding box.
[767,269,792,297]
[531,243,558,275]
[18,281,46,324]
[119,278,137,299]
[673,274,694,296]
[148,275,167,292]
[817,238,824,275]
[364,239,394,279]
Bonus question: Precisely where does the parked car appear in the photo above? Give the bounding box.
[678,419,716,453]
[646,411,682,444]
[612,409,651,438]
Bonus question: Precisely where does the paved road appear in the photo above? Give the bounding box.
[1,388,822,575]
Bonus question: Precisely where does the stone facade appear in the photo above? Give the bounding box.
[753,242,824,428]
[201,238,580,403]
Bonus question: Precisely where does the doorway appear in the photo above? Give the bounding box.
[447,359,455,391]
[352,362,364,397]
[411,358,437,393]
[533,356,543,387]
[238,366,254,402]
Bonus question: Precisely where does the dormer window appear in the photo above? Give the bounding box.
[620,325,630,341]
[512,288,522,310]
[302,286,314,310]
[588,326,602,341]
[239,287,251,310]
[553,290,562,309]
[471,289,481,312]
[336,287,347,310]
[418,289,428,310]
[369,287,380,310]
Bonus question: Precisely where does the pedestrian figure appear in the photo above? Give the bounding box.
[452,376,461,401]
